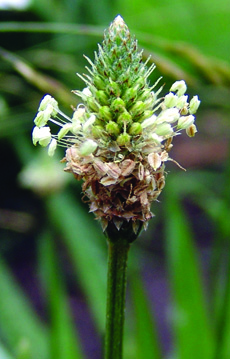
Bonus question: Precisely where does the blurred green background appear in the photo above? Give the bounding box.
[0,0,230,358]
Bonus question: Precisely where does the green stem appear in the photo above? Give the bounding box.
[104,238,130,359]
[104,221,143,359]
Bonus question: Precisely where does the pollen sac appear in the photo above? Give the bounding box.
[155,123,173,136]
[80,139,97,156]
[32,126,51,147]
[186,123,197,137]
[177,115,195,130]
[38,95,58,115]
[164,93,178,108]
[48,139,57,157]
[170,80,187,96]
[189,96,201,114]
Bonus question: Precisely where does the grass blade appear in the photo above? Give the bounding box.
[164,180,214,359]
[46,191,107,333]
[38,231,85,359]
[0,341,14,359]
[0,257,49,359]
[130,271,162,359]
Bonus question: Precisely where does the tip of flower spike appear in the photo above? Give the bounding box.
[113,15,125,27]
[108,14,130,39]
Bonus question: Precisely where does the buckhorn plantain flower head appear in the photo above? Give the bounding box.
[32,15,200,237]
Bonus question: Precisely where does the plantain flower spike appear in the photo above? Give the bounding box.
[32,15,200,238]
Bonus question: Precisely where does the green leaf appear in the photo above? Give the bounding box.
[130,271,162,359]
[164,180,214,359]
[0,341,14,359]
[46,191,107,332]
[38,231,85,359]
[0,257,49,359]
[212,255,230,359]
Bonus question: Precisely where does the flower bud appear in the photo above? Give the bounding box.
[117,133,131,146]
[130,101,146,117]
[143,93,155,110]
[133,77,146,91]
[106,81,121,97]
[106,121,120,136]
[139,89,151,102]
[96,90,109,105]
[111,98,126,112]
[98,106,113,122]
[91,125,105,138]
[139,110,154,122]
[128,122,142,135]
[87,97,100,112]
[122,88,137,102]
[117,111,132,126]
[119,70,132,86]
[94,75,106,90]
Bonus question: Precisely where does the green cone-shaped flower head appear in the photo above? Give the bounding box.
[32,15,200,233]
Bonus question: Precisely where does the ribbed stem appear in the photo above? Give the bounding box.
[104,238,130,359]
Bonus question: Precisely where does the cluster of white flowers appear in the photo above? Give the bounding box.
[32,95,98,157]
[32,80,200,161]
[140,80,199,140]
